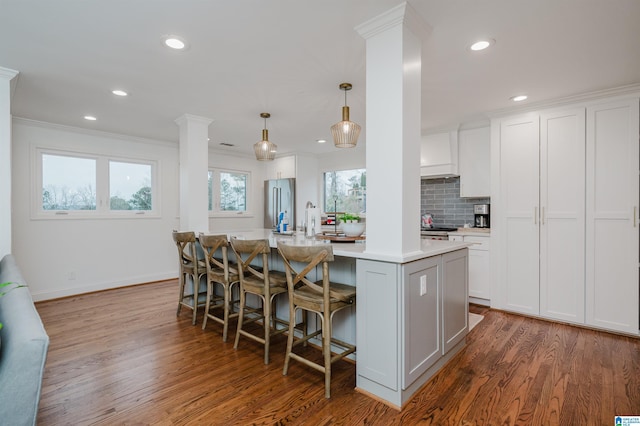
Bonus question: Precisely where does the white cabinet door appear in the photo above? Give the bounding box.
[265,155,296,180]
[466,236,490,300]
[539,108,586,323]
[586,98,639,334]
[498,114,540,315]
[459,126,490,198]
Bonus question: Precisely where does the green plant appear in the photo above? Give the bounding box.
[0,282,26,330]
[339,213,360,222]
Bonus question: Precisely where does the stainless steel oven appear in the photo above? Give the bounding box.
[420,227,457,240]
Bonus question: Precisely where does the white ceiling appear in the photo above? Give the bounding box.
[1,0,639,157]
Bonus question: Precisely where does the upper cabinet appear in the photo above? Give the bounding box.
[420,127,491,198]
[265,155,296,180]
[420,131,459,178]
[458,126,490,198]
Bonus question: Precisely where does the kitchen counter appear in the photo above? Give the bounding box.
[220,228,470,409]
[226,228,471,263]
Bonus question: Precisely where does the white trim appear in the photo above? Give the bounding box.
[31,145,161,219]
[14,116,178,148]
[31,271,177,302]
[208,167,253,217]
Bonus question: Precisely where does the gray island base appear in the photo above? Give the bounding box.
[221,229,470,409]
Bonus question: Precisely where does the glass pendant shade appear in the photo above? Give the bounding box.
[331,83,360,148]
[331,105,361,148]
[254,113,277,161]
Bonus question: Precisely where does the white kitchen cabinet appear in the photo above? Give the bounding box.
[539,107,586,323]
[466,235,490,303]
[265,155,296,180]
[450,233,490,305]
[585,98,639,334]
[496,113,540,316]
[493,95,639,335]
[458,126,490,198]
[495,107,586,320]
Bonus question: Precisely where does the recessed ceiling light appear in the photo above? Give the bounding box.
[84,115,97,121]
[112,89,128,97]
[510,95,528,102]
[317,139,327,144]
[469,39,494,51]
[163,35,188,50]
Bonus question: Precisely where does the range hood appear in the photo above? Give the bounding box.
[420,130,459,178]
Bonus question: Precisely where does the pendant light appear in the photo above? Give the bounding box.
[253,112,277,161]
[330,82,361,148]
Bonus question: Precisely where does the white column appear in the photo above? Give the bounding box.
[0,67,18,258]
[356,3,430,257]
[175,114,212,233]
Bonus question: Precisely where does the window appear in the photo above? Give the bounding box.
[109,161,152,211]
[42,153,97,210]
[323,168,366,215]
[36,148,158,218]
[208,168,251,216]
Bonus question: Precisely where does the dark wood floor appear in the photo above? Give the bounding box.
[35,280,640,425]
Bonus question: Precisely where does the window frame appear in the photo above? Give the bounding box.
[322,167,367,217]
[33,147,160,219]
[208,167,253,218]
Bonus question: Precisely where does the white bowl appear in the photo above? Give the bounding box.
[341,222,365,237]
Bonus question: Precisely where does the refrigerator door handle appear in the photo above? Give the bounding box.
[272,187,278,227]
[277,187,281,218]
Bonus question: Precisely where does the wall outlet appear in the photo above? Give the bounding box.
[420,275,427,296]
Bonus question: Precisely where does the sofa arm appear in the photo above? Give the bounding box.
[0,255,50,426]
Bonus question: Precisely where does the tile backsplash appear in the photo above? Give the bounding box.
[420,177,490,228]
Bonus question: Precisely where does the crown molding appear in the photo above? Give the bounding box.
[488,83,640,119]
[12,117,178,148]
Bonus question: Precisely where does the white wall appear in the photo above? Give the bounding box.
[12,119,265,300]
[0,68,18,258]
[207,151,265,232]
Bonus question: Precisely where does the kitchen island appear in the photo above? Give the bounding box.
[222,229,470,409]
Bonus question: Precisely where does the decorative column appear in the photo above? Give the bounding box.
[0,67,18,258]
[175,114,212,233]
[356,3,431,256]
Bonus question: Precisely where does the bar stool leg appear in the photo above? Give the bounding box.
[234,287,246,350]
[283,305,296,376]
[323,312,331,398]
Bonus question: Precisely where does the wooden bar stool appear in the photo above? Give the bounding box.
[198,233,240,342]
[230,237,288,364]
[172,230,207,325]
[277,242,356,398]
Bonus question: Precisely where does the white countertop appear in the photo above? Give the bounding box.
[222,229,471,264]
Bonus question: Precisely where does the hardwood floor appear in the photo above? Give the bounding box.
[35,280,640,425]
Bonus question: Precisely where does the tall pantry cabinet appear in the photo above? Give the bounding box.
[586,99,639,333]
[492,94,639,335]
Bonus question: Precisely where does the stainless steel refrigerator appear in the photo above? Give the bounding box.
[264,178,295,230]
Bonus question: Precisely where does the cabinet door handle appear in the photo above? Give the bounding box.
[634,207,637,228]
[541,207,545,225]
[534,207,537,225]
